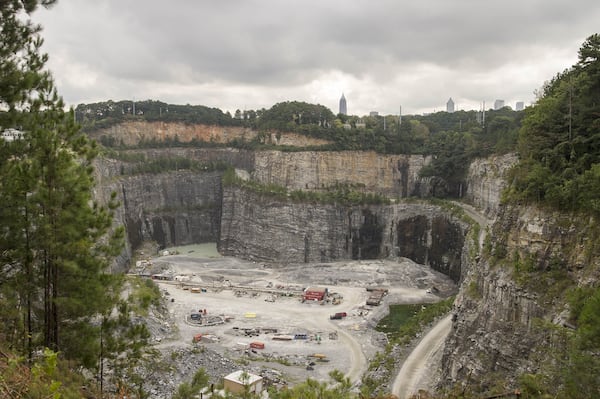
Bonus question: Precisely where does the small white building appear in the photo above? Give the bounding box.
[223,370,263,395]
[1,128,24,142]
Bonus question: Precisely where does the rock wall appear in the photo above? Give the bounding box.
[464,153,517,217]
[89,121,331,147]
[97,148,256,175]
[437,204,599,391]
[118,171,223,250]
[252,151,431,198]
[219,186,469,282]
[93,160,224,266]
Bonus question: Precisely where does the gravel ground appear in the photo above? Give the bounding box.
[135,246,457,398]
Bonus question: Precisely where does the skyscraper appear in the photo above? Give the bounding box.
[339,93,347,115]
[494,99,505,110]
[446,98,455,113]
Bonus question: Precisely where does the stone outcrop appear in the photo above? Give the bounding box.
[464,153,517,217]
[117,171,223,250]
[219,186,469,282]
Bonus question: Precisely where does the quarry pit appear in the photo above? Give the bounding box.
[142,244,457,388]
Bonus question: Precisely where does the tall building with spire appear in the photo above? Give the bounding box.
[339,93,347,115]
[446,98,455,113]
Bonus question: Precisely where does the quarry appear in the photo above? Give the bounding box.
[137,244,457,397]
[87,127,517,397]
[88,121,596,397]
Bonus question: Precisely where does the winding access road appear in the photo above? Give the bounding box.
[392,202,493,399]
[391,314,453,399]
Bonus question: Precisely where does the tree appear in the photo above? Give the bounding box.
[508,33,600,214]
[0,0,124,370]
[0,0,56,129]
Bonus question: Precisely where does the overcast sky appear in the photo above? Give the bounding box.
[33,1,600,116]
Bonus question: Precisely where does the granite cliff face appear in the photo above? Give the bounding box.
[89,121,331,147]
[438,200,600,391]
[94,166,223,265]
[94,147,433,266]
[219,186,469,282]
[464,153,518,217]
[252,151,431,197]
[117,171,223,250]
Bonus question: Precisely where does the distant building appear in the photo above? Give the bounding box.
[369,111,379,117]
[1,128,24,142]
[494,99,505,110]
[339,93,347,115]
[446,98,455,113]
[515,101,524,111]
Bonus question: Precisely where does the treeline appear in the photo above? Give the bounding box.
[506,34,600,215]
[85,99,521,156]
[76,100,237,131]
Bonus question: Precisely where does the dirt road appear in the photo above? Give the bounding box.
[390,201,490,398]
[392,314,453,399]
[452,201,493,249]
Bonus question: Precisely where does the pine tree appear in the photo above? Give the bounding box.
[0,0,125,368]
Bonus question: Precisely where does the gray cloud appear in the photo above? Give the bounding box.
[34,0,600,114]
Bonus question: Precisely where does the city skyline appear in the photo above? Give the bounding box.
[33,1,600,116]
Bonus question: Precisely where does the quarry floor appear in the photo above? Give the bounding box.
[144,244,457,390]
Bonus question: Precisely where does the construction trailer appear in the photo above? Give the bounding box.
[303,287,328,301]
[223,370,263,395]
[250,341,265,349]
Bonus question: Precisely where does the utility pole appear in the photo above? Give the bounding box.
[482,101,486,128]
[398,105,402,129]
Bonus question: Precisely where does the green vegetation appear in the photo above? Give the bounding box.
[516,286,600,399]
[361,298,454,395]
[267,370,357,399]
[0,0,126,370]
[376,299,454,345]
[0,2,165,397]
[0,347,93,398]
[76,99,237,131]
[467,280,482,299]
[127,276,162,314]
[506,34,600,216]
